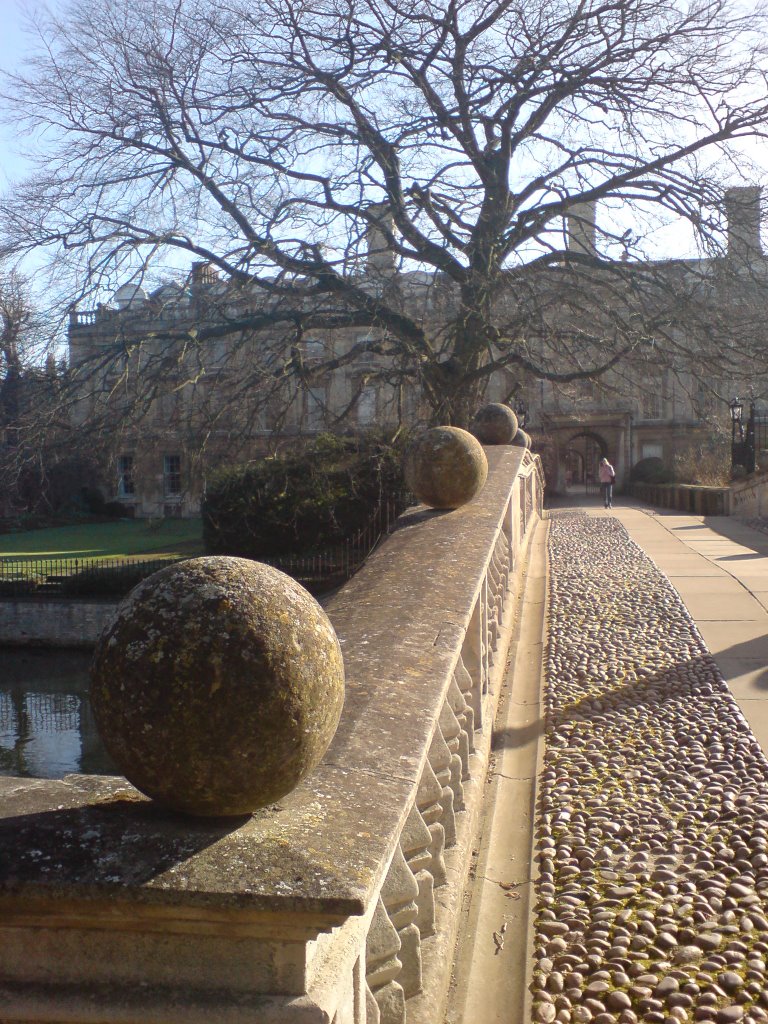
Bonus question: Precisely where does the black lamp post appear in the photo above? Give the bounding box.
[730,396,756,474]
[730,397,744,442]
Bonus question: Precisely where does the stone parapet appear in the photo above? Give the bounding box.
[0,448,544,1024]
[633,471,768,517]
[631,481,730,515]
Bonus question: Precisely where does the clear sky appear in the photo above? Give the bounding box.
[0,0,63,189]
[0,0,763,266]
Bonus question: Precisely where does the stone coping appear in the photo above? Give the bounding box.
[0,449,531,931]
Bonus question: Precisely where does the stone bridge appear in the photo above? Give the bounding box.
[0,448,545,1024]
[7,459,768,1024]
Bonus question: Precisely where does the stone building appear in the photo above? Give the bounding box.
[519,186,767,493]
[66,187,766,513]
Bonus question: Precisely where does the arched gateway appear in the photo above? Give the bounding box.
[539,415,629,494]
[563,431,608,495]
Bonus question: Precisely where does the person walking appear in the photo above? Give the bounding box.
[598,456,616,509]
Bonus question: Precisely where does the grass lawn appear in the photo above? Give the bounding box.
[0,519,204,561]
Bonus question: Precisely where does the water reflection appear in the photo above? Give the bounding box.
[0,650,117,778]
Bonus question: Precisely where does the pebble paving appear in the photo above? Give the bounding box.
[533,512,768,1024]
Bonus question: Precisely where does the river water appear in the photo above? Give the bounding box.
[0,649,117,778]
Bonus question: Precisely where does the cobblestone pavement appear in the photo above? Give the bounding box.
[533,511,768,1024]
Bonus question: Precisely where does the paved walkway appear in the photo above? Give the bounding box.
[454,496,768,1024]
[585,497,768,757]
[527,498,768,1024]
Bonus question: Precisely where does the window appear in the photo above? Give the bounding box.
[305,388,326,431]
[357,386,377,425]
[163,454,182,496]
[641,372,666,419]
[642,391,663,420]
[117,455,135,496]
[642,443,663,460]
[303,338,325,359]
[695,384,717,419]
[157,390,181,426]
[356,333,375,363]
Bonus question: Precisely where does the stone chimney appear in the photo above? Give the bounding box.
[725,186,762,263]
[190,262,219,290]
[566,201,597,255]
[366,203,396,277]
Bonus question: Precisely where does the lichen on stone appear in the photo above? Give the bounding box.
[90,557,345,818]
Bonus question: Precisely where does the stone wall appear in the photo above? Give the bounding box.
[631,481,730,515]
[0,598,118,647]
[0,447,544,1024]
[632,471,768,518]
[727,468,768,517]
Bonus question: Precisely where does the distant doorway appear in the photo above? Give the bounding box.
[563,432,607,494]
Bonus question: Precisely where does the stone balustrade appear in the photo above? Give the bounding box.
[0,447,543,1024]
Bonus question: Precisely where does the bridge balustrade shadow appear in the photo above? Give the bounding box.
[491,640,768,756]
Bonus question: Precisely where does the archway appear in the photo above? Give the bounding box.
[562,431,608,494]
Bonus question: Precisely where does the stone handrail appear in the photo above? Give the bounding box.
[0,447,544,1024]
[631,481,729,515]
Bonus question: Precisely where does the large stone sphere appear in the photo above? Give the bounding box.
[470,403,518,445]
[90,557,345,817]
[404,426,488,509]
[511,428,532,450]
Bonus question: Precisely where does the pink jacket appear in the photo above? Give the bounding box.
[598,462,615,483]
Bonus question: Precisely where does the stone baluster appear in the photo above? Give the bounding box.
[365,985,381,1024]
[447,674,472,776]
[486,562,501,652]
[428,725,457,847]
[453,656,477,751]
[491,535,509,636]
[505,494,516,568]
[381,845,422,998]
[494,533,510,594]
[332,957,363,1024]
[401,802,436,937]
[483,576,494,673]
[460,607,485,729]
[416,761,447,887]
[366,897,405,1024]
[438,701,465,810]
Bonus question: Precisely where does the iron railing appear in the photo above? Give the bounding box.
[732,402,768,474]
[263,492,411,593]
[0,493,412,600]
[0,556,183,600]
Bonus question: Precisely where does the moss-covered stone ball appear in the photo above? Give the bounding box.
[404,426,488,509]
[470,403,519,445]
[90,557,345,817]
[511,428,532,449]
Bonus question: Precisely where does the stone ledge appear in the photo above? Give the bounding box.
[0,448,527,927]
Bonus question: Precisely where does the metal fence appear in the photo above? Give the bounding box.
[752,408,768,455]
[263,492,410,593]
[0,493,412,600]
[0,556,183,600]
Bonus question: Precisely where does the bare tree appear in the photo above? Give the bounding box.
[4,0,768,426]
[0,271,31,450]
[0,270,68,516]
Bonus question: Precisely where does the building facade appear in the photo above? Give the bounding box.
[67,187,766,514]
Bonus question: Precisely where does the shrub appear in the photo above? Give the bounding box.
[672,430,730,486]
[202,432,408,559]
[630,457,673,485]
[104,500,129,518]
[81,487,107,515]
